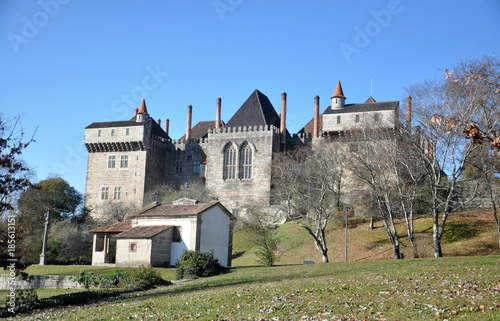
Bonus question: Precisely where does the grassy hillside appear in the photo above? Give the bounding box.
[232,209,500,266]
[15,255,500,320]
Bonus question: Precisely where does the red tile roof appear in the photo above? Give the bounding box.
[132,200,223,218]
[332,81,346,99]
[115,225,172,238]
[138,99,148,114]
[88,220,132,233]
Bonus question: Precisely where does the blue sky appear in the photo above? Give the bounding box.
[1,0,499,194]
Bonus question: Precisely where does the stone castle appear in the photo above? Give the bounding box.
[84,81,403,218]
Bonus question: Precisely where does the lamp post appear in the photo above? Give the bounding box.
[39,211,49,265]
[184,182,189,199]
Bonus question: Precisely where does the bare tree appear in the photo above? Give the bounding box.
[98,200,139,224]
[346,129,404,259]
[144,181,216,205]
[274,145,344,263]
[407,60,492,257]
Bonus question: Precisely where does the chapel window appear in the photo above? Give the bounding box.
[240,143,253,179]
[337,116,341,124]
[223,144,237,180]
[129,242,137,253]
[355,115,360,123]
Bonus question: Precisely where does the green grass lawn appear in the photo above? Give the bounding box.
[12,255,500,320]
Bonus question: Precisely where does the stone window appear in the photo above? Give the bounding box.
[240,143,252,179]
[125,128,129,135]
[101,187,109,200]
[374,113,379,121]
[129,242,137,253]
[337,116,341,124]
[176,161,182,174]
[223,144,237,180]
[114,187,122,200]
[193,161,200,174]
[108,156,116,168]
[98,130,101,137]
[355,114,360,123]
[173,226,181,242]
[120,155,128,168]
[111,129,115,136]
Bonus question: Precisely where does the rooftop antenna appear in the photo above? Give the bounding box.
[370,78,373,96]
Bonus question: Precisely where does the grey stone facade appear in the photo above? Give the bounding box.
[84,84,401,219]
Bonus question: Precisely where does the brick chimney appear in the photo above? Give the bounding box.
[165,118,169,136]
[313,95,320,138]
[216,97,221,132]
[281,92,287,149]
[157,118,161,126]
[406,95,412,132]
[186,105,192,143]
[134,108,139,117]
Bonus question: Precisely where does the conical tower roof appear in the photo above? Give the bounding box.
[331,81,346,99]
[138,99,148,114]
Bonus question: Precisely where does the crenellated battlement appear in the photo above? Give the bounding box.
[171,137,209,145]
[209,124,280,135]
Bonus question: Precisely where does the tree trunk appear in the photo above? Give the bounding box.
[369,216,374,230]
[322,253,329,263]
[433,234,443,257]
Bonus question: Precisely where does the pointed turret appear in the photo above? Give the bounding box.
[331,81,346,109]
[136,99,149,122]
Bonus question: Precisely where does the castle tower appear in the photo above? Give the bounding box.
[84,99,169,219]
[331,81,346,110]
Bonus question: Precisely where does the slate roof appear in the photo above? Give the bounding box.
[86,120,143,129]
[85,117,170,140]
[115,225,172,239]
[180,120,225,140]
[88,220,132,234]
[226,90,281,129]
[131,200,225,218]
[323,101,399,115]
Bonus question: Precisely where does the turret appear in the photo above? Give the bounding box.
[136,99,149,122]
[331,81,346,110]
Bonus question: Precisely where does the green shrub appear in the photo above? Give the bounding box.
[118,266,168,290]
[14,289,40,313]
[175,250,222,279]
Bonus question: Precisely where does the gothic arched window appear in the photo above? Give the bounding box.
[240,143,253,179]
[223,144,237,180]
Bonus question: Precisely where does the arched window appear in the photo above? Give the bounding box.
[240,143,253,179]
[223,144,237,180]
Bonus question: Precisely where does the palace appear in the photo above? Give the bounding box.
[84,81,405,219]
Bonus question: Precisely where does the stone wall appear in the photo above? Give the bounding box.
[0,275,81,290]
[205,125,281,214]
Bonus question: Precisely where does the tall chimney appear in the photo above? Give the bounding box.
[313,95,320,138]
[216,97,221,132]
[406,95,412,132]
[157,118,161,126]
[186,105,192,143]
[164,118,169,136]
[134,108,138,117]
[281,92,287,149]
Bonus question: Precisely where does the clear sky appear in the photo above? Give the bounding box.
[1,0,499,194]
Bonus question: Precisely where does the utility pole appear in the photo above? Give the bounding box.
[345,208,348,262]
[39,211,49,265]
